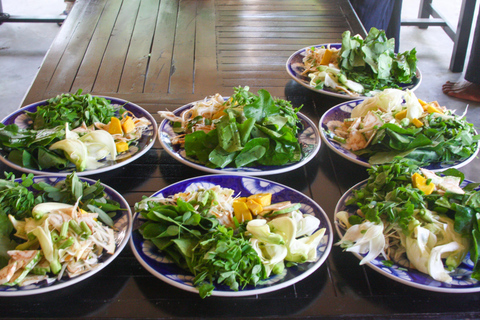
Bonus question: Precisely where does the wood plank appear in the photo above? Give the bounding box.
[143,0,179,94]
[71,0,123,92]
[168,0,197,94]
[93,0,142,93]
[21,0,99,104]
[45,0,107,94]
[218,31,344,38]
[118,0,160,93]
[193,0,218,93]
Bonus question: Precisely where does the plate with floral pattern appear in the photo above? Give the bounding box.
[0,96,157,176]
[158,102,321,176]
[0,175,132,296]
[286,43,421,100]
[319,99,479,171]
[335,178,480,293]
[130,174,333,297]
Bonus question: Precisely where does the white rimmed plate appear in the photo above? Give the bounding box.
[0,175,132,296]
[0,96,157,176]
[335,178,480,293]
[319,99,479,171]
[130,174,333,297]
[286,43,422,100]
[158,102,320,176]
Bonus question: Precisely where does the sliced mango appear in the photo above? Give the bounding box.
[320,49,333,65]
[412,173,435,195]
[108,117,123,135]
[233,200,252,223]
[212,110,226,120]
[418,98,428,106]
[247,193,272,206]
[395,109,408,120]
[412,118,423,128]
[121,116,135,134]
[115,141,129,153]
[246,199,263,216]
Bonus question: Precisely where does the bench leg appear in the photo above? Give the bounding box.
[417,0,433,29]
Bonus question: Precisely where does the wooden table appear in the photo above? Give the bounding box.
[2,0,480,319]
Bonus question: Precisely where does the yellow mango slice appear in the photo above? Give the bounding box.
[121,116,135,134]
[233,200,252,223]
[115,141,129,153]
[395,109,408,120]
[412,173,435,195]
[412,118,423,128]
[247,193,272,206]
[246,199,263,216]
[320,49,333,65]
[418,98,427,106]
[108,117,123,135]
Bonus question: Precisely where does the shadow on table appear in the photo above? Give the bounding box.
[133,264,329,318]
[0,263,129,318]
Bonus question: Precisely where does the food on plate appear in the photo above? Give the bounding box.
[135,185,325,298]
[0,90,152,172]
[0,172,122,287]
[324,88,479,166]
[302,28,417,96]
[158,86,303,169]
[336,158,480,283]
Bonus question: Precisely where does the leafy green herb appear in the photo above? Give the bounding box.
[181,86,303,169]
[339,28,417,94]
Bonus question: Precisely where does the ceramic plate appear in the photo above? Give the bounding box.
[286,43,422,100]
[0,96,157,176]
[335,179,480,293]
[0,175,132,296]
[319,99,479,171]
[130,174,333,297]
[158,102,320,176]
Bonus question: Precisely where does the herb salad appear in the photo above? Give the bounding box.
[336,158,480,284]
[158,86,303,169]
[0,172,126,289]
[323,89,479,167]
[301,28,417,97]
[135,184,326,298]
[0,90,152,173]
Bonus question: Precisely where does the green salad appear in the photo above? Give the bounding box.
[136,185,325,298]
[158,86,303,169]
[337,158,480,283]
[302,28,417,96]
[0,172,122,286]
[325,89,479,166]
[0,90,151,172]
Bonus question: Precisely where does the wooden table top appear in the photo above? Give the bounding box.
[3,0,480,319]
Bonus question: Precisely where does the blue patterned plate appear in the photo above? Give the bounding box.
[130,175,333,297]
[0,175,132,296]
[0,96,157,176]
[286,43,422,100]
[335,179,480,293]
[158,102,320,176]
[319,100,479,171]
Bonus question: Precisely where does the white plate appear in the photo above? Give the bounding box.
[286,43,422,100]
[0,175,132,296]
[158,101,320,176]
[130,174,333,297]
[319,99,479,171]
[0,96,157,176]
[335,178,480,293]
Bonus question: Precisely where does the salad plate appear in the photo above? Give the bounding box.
[286,43,422,100]
[0,175,132,296]
[335,179,480,293]
[130,174,333,297]
[0,96,157,176]
[158,102,321,176]
[319,99,479,171]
